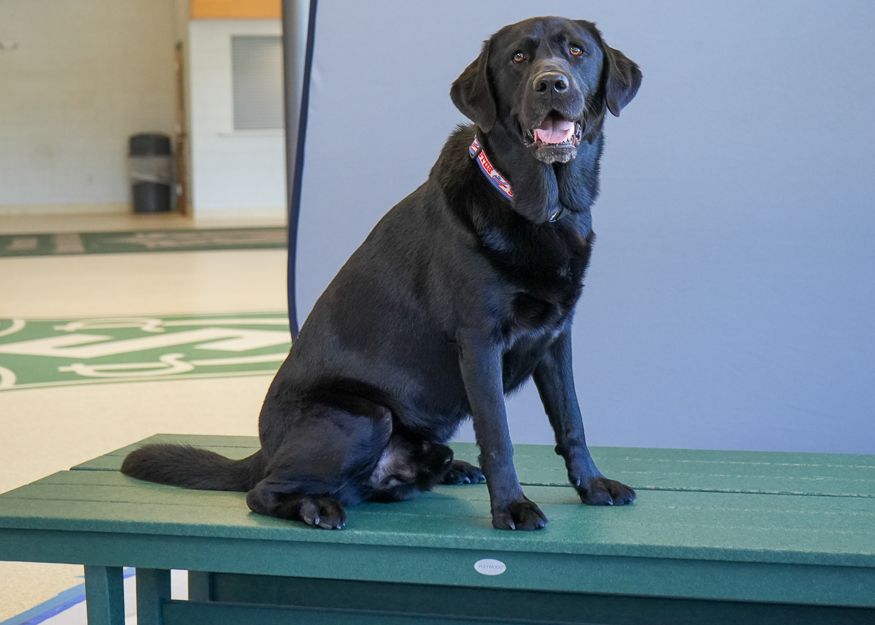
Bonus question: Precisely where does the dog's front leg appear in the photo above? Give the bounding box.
[533,331,636,506]
[458,330,548,530]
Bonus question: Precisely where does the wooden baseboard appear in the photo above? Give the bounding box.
[191,0,281,20]
[0,202,129,216]
[191,205,286,220]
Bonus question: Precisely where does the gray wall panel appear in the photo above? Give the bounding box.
[296,1,875,453]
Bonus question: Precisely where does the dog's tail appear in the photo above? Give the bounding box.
[120,444,265,492]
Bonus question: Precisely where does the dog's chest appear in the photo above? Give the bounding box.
[498,284,580,392]
[502,276,581,341]
[497,227,592,340]
[511,288,572,324]
[500,227,589,299]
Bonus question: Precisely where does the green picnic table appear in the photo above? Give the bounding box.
[0,434,873,624]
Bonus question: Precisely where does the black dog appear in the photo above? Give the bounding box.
[122,16,642,531]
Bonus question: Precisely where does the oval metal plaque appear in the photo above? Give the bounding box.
[474,558,507,576]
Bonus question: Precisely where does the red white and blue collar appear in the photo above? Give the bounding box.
[468,136,514,201]
[468,135,564,222]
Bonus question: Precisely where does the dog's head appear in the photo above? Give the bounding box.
[451,17,641,165]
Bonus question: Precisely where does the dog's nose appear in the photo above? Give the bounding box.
[533,72,569,94]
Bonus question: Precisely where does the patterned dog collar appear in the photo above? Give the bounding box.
[468,136,514,201]
[468,136,563,222]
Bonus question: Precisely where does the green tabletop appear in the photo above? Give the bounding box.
[1,435,874,611]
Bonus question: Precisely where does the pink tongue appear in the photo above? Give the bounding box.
[534,118,574,144]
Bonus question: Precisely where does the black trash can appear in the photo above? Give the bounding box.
[129,133,173,213]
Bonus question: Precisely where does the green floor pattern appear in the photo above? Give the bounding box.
[0,228,287,257]
[0,313,290,391]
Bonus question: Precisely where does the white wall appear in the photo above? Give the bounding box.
[0,0,179,214]
[188,19,286,219]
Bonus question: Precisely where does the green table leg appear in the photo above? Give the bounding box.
[136,568,171,625]
[84,566,125,625]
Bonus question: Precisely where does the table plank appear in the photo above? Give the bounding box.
[511,445,875,497]
[1,471,873,567]
[72,435,875,498]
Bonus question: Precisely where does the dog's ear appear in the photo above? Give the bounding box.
[602,44,642,117]
[450,40,496,132]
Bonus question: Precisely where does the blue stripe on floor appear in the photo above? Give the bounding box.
[0,569,135,625]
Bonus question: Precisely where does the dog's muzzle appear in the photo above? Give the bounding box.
[521,67,585,164]
[522,112,584,164]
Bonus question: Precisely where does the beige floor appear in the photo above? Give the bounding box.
[0,212,289,620]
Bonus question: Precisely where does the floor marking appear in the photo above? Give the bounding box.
[0,228,287,257]
[111,230,285,249]
[0,320,25,339]
[53,233,85,254]
[0,365,16,390]
[7,237,38,251]
[5,369,280,391]
[0,328,290,358]
[0,569,190,625]
[0,313,290,390]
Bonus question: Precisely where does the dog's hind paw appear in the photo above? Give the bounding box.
[492,497,548,531]
[298,496,347,529]
[578,477,636,506]
[442,460,486,485]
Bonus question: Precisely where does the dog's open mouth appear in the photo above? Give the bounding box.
[522,112,583,163]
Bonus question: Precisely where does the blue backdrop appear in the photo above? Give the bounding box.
[292,0,875,454]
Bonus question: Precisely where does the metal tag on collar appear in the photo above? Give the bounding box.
[548,207,565,222]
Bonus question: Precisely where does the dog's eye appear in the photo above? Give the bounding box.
[512,51,525,63]
[569,45,584,57]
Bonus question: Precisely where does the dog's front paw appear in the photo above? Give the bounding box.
[578,477,636,506]
[492,497,548,530]
[442,460,486,485]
